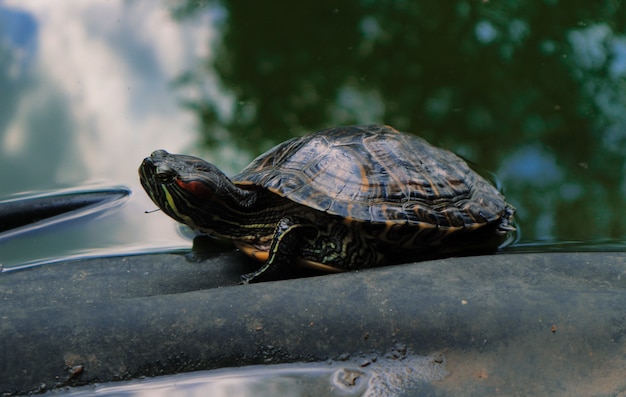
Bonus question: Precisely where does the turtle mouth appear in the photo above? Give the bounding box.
[139,157,155,188]
[139,155,178,212]
[139,157,161,190]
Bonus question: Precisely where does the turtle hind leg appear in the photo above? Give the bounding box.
[240,216,315,284]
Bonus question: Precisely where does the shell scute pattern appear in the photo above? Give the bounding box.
[233,125,506,230]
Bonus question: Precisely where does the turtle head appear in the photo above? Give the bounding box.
[139,150,252,233]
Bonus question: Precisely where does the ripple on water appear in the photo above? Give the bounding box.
[44,351,448,397]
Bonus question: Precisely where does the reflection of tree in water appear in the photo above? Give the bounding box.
[173,1,626,244]
[173,0,363,148]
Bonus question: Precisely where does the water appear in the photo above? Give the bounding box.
[0,1,231,268]
[44,354,448,397]
[1,1,625,267]
[1,1,626,395]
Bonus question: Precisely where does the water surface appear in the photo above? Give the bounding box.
[1,1,625,266]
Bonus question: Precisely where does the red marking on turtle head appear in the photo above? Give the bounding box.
[175,179,214,200]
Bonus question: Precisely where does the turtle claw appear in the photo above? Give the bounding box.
[239,262,271,284]
[239,272,255,285]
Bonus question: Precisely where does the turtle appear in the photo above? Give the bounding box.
[139,124,515,283]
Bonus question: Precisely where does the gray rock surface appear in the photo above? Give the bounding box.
[2,251,626,395]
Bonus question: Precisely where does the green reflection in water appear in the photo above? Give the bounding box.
[172,0,626,245]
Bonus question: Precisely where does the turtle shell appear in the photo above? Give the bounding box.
[233,125,510,230]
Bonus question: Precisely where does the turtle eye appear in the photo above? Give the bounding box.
[154,164,176,183]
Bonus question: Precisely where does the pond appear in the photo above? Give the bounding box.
[1,0,626,395]
[1,0,625,268]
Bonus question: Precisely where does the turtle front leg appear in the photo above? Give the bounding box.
[240,216,314,284]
